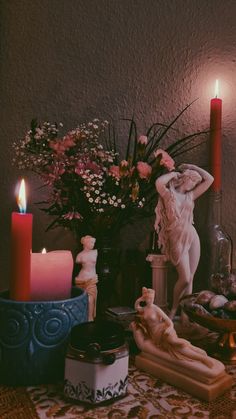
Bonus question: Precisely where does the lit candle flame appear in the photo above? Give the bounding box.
[215,79,219,98]
[17,179,27,214]
[41,248,47,254]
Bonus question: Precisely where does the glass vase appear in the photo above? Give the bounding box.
[206,191,233,292]
[148,230,162,255]
[96,233,120,315]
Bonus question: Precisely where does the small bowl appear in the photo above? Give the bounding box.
[180,293,236,364]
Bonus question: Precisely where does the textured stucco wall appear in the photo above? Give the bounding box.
[1,0,236,290]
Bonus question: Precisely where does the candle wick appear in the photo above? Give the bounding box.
[17,200,26,214]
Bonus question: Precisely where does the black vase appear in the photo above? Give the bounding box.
[96,234,120,315]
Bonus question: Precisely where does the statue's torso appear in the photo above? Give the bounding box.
[76,249,98,280]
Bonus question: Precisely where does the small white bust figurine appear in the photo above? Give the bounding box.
[75,235,98,321]
[155,164,214,319]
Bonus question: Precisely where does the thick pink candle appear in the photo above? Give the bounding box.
[10,180,33,301]
[210,80,222,192]
[31,250,73,300]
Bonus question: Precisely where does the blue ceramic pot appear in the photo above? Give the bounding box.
[0,287,88,386]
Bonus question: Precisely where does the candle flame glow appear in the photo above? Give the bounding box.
[215,79,219,98]
[41,248,47,254]
[17,179,27,213]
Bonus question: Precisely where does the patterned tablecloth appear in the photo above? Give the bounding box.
[0,362,236,419]
[1,317,236,419]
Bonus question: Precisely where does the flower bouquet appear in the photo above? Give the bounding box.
[13,103,206,242]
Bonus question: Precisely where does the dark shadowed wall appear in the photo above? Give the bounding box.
[1,0,236,292]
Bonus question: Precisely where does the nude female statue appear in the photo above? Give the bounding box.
[155,164,214,319]
[75,235,98,321]
[131,287,214,367]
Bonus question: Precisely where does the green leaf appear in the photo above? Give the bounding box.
[30,118,38,132]
[45,217,61,231]
[146,122,177,138]
[122,117,137,161]
[146,99,198,159]
[172,140,206,158]
[166,130,208,155]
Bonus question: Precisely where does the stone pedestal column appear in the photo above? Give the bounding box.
[146,254,168,311]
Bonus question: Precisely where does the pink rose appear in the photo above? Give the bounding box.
[154,149,175,171]
[119,160,129,176]
[53,163,65,177]
[49,139,66,154]
[62,211,83,220]
[136,161,152,179]
[120,159,129,167]
[75,162,86,175]
[85,160,102,174]
[41,163,65,183]
[138,135,148,145]
[109,165,120,179]
[63,135,75,149]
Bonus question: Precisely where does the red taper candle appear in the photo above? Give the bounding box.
[210,79,222,192]
[10,179,33,301]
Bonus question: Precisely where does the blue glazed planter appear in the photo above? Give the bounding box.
[0,287,88,386]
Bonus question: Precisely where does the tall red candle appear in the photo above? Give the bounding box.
[210,80,222,192]
[10,179,33,301]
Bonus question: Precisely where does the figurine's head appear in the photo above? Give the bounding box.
[142,287,155,304]
[81,235,96,250]
[173,169,202,193]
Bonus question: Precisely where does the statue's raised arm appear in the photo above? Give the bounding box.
[178,163,214,200]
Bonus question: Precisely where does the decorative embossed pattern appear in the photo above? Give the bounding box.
[0,288,88,386]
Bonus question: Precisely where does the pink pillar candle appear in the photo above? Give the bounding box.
[30,250,73,301]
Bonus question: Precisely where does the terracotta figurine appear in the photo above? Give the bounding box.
[75,235,98,321]
[155,164,214,319]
